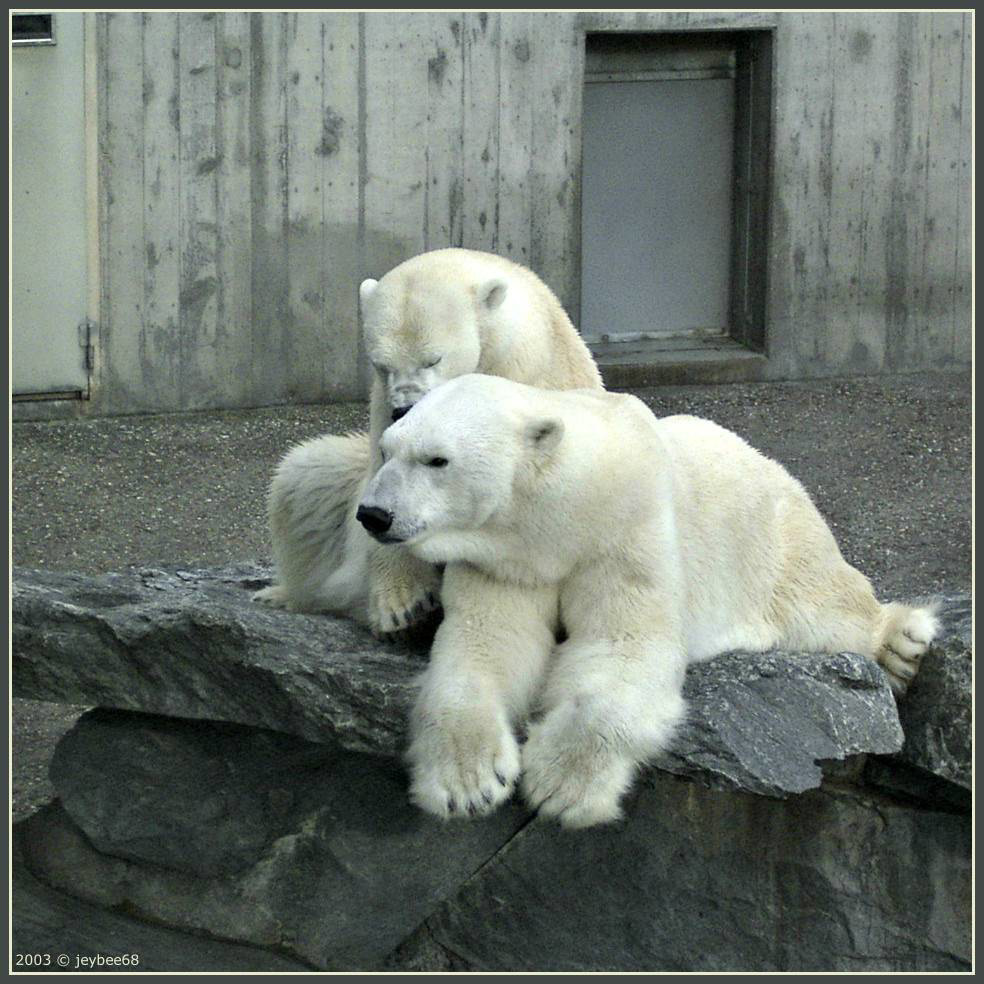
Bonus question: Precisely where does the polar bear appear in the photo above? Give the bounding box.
[357,374,939,828]
[254,249,602,633]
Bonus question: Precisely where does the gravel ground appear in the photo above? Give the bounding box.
[11,371,972,820]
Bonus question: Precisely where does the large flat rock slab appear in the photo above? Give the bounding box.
[13,564,420,757]
[13,565,969,798]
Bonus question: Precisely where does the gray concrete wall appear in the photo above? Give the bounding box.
[89,11,970,415]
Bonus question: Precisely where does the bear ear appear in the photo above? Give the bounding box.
[526,417,564,455]
[359,278,379,308]
[479,278,508,312]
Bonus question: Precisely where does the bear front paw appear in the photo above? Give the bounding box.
[520,709,636,829]
[408,712,521,820]
[252,584,289,609]
[368,568,442,636]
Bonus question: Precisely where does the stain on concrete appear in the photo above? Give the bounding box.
[196,156,222,177]
[316,108,344,157]
[850,31,873,61]
[428,49,447,85]
[179,276,218,312]
[448,178,463,246]
[224,46,243,70]
[514,39,530,63]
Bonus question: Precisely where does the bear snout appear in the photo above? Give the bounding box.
[356,504,395,538]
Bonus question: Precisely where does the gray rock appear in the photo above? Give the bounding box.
[13,564,422,757]
[11,828,312,972]
[25,711,529,971]
[422,772,972,972]
[893,595,972,788]
[655,649,902,797]
[13,566,972,972]
[12,564,946,799]
[50,709,337,877]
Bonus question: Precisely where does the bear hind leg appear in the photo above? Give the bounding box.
[255,431,370,615]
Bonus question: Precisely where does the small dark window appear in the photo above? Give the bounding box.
[581,30,773,354]
[12,13,54,46]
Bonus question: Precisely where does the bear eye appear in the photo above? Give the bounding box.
[426,456,449,468]
[423,356,442,369]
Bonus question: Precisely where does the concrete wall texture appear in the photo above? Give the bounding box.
[89,11,971,415]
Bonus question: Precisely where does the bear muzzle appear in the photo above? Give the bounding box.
[356,504,405,543]
[391,405,413,422]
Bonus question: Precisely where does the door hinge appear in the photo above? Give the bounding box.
[77,319,96,373]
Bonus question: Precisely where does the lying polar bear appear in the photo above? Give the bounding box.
[255,249,601,634]
[357,374,939,828]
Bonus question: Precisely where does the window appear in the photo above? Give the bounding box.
[12,13,55,46]
[581,31,772,354]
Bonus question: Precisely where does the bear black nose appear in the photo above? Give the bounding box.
[391,405,412,422]
[356,504,393,536]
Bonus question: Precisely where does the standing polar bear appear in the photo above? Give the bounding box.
[357,374,939,828]
[254,249,602,633]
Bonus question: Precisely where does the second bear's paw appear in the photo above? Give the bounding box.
[408,711,521,820]
[521,707,636,829]
[252,584,289,609]
[368,568,442,636]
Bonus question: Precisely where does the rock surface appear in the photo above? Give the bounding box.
[23,706,971,973]
[11,833,311,972]
[13,565,421,757]
[422,772,971,972]
[12,564,940,799]
[26,711,529,971]
[893,595,972,788]
[11,565,972,971]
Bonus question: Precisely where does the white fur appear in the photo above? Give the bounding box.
[359,375,940,828]
[256,249,601,632]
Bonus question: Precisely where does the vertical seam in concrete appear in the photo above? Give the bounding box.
[320,17,328,394]
[924,16,937,364]
[214,12,223,359]
[459,14,466,248]
[176,15,184,408]
[493,14,501,254]
[97,13,111,393]
[280,13,290,395]
[950,13,967,363]
[140,17,148,399]
[248,12,259,405]
[356,12,367,380]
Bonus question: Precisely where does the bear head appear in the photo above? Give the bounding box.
[360,259,513,422]
[356,374,564,565]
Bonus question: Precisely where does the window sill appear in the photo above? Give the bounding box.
[588,336,768,388]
